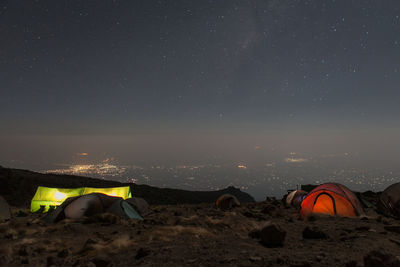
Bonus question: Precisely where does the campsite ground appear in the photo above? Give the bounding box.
[1,200,400,266]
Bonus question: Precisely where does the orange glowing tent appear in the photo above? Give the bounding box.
[300,183,364,219]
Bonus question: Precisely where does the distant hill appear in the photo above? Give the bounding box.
[0,166,255,207]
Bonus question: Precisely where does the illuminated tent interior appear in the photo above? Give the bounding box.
[300,183,364,219]
[31,186,132,213]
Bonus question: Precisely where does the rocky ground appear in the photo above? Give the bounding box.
[1,199,400,267]
[1,167,400,266]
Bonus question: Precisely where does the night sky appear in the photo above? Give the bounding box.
[1,0,400,169]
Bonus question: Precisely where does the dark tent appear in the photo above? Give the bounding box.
[378,183,400,218]
[216,194,240,210]
[285,190,307,208]
[0,196,11,222]
[44,193,143,223]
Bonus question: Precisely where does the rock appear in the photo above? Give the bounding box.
[261,205,276,215]
[46,256,55,267]
[18,246,28,256]
[355,226,370,231]
[307,215,317,222]
[91,256,111,267]
[260,223,286,247]
[249,256,262,262]
[16,210,28,217]
[364,250,400,267]
[389,238,400,246]
[248,229,261,239]
[384,225,400,234]
[80,238,98,253]
[345,260,358,267]
[302,226,328,239]
[135,247,150,260]
[57,249,69,258]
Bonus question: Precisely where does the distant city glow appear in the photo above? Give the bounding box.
[285,158,309,163]
[46,163,126,177]
[237,164,247,169]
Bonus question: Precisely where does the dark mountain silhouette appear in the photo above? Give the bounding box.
[0,166,255,207]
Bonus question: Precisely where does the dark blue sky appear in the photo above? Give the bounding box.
[1,0,400,168]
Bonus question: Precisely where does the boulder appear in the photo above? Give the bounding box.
[260,223,286,247]
[364,250,400,267]
[302,226,328,239]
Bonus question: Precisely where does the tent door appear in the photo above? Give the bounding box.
[313,193,337,215]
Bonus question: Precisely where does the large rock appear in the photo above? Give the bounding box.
[260,223,286,247]
[302,226,328,239]
[0,196,10,221]
[364,250,400,267]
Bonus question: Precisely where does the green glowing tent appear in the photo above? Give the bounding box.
[31,186,132,213]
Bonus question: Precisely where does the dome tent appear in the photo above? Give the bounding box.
[300,183,364,219]
[31,186,132,213]
[285,190,307,208]
[378,183,400,218]
[43,193,143,223]
[216,194,240,210]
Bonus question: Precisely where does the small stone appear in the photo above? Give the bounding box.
[248,229,261,239]
[345,260,358,267]
[16,210,28,217]
[260,223,286,247]
[307,215,317,222]
[135,247,150,260]
[46,256,55,267]
[18,246,28,256]
[91,256,111,267]
[57,249,69,258]
[302,226,328,239]
[389,238,400,246]
[384,225,400,234]
[355,226,370,231]
[249,256,262,262]
[276,257,285,264]
[261,205,276,215]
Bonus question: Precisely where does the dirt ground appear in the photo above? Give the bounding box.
[1,200,400,267]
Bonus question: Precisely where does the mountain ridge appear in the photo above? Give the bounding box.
[0,166,255,206]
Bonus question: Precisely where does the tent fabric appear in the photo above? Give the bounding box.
[286,190,307,208]
[31,186,132,213]
[378,183,400,218]
[0,196,11,222]
[216,194,240,210]
[125,197,151,216]
[300,183,364,219]
[43,193,143,223]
